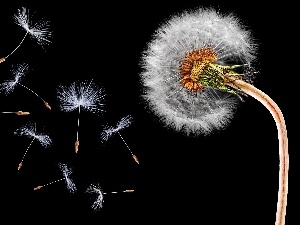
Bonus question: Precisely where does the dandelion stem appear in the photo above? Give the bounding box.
[43,177,65,187]
[22,137,35,162]
[34,177,65,190]
[1,111,30,115]
[16,82,51,110]
[17,82,44,102]
[75,106,80,153]
[103,189,135,194]
[18,137,35,170]
[117,131,132,154]
[77,105,80,141]
[5,31,28,59]
[226,77,288,225]
[117,131,139,164]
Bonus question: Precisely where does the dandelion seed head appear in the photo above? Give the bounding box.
[14,122,52,147]
[57,79,106,115]
[14,7,52,47]
[86,183,104,211]
[100,115,133,142]
[0,63,29,95]
[58,163,77,193]
[116,115,133,131]
[34,134,52,148]
[140,7,258,136]
[14,122,36,137]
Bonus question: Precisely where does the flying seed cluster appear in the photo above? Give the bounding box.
[0,7,138,212]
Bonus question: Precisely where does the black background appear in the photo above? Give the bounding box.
[0,0,294,224]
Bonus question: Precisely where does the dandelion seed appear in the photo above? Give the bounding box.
[0,7,52,63]
[57,79,105,153]
[101,115,139,164]
[86,183,134,212]
[34,163,76,193]
[0,62,28,95]
[0,111,30,115]
[140,7,288,225]
[0,63,51,109]
[14,122,52,170]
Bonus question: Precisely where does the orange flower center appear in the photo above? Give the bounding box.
[179,47,217,92]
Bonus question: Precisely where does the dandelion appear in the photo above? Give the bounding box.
[140,7,288,225]
[34,162,76,193]
[0,7,52,63]
[14,122,52,170]
[57,79,105,153]
[101,115,139,164]
[1,110,30,115]
[0,62,51,109]
[85,183,134,212]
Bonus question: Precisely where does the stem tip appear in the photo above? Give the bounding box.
[75,140,79,153]
[44,102,51,110]
[18,162,23,170]
[132,155,139,164]
[34,185,43,191]
[16,111,30,116]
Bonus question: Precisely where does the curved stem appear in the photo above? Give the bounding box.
[5,31,28,59]
[21,137,35,162]
[17,137,35,170]
[16,82,51,110]
[226,77,288,225]
[17,83,46,103]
